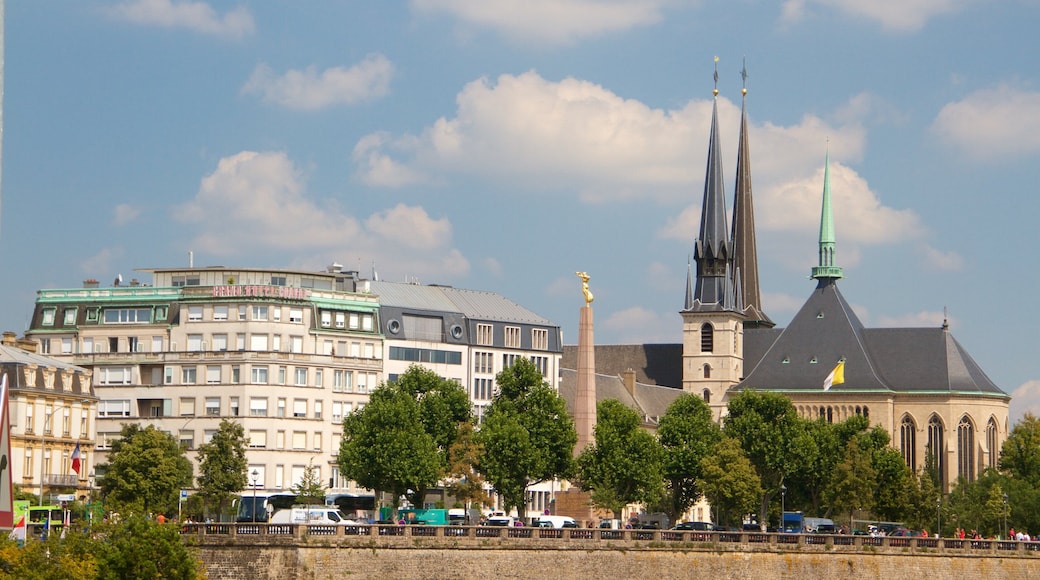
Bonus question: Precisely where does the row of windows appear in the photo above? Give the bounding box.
[23,447,87,479]
[58,334,379,359]
[22,405,90,438]
[473,324,550,350]
[899,413,1001,486]
[388,346,462,365]
[99,395,369,422]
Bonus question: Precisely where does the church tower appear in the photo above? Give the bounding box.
[681,59,745,415]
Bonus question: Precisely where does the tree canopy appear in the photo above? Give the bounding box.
[98,424,194,516]
[656,393,721,521]
[195,418,248,520]
[577,399,665,518]
[476,357,576,518]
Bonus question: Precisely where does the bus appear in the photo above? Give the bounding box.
[236,493,297,522]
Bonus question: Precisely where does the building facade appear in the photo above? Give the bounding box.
[1,333,96,504]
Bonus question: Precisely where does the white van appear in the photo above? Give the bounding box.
[270,507,355,525]
[534,515,578,528]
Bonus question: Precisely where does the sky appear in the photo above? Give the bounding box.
[3,1,1040,423]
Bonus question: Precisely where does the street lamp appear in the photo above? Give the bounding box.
[936,496,941,538]
[780,484,787,532]
[1002,493,1008,540]
[251,469,260,523]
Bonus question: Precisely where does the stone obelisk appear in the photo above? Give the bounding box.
[574,272,596,455]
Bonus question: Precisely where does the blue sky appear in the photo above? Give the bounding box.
[3,1,1040,422]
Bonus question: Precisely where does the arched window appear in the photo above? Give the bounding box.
[928,415,946,490]
[818,407,825,419]
[700,323,714,353]
[863,407,869,420]
[987,418,999,469]
[703,364,711,379]
[900,415,916,469]
[958,416,975,482]
[702,389,711,403]
[826,407,833,423]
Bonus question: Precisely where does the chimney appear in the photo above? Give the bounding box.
[2,331,16,347]
[83,279,99,288]
[622,368,637,397]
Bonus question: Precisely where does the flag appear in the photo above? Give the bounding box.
[823,361,845,391]
[71,443,82,474]
[7,515,25,542]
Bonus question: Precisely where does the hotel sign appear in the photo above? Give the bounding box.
[212,285,312,300]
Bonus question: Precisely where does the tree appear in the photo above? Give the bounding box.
[698,437,763,528]
[823,438,876,524]
[292,461,327,506]
[723,390,809,525]
[195,418,248,521]
[444,421,491,510]
[338,365,470,515]
[95,513,204,580]
[656,394,721,522]
[98,424,194,516]
[476,358,576,518]
[577,399,665,519]
[999,413,1040,487]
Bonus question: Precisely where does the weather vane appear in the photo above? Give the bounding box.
[741,57,748,95]
[713,56,719,96]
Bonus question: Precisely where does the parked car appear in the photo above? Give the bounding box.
[534,516,578,528]
[673,521,716,531]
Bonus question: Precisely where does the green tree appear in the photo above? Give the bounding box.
[577,399,665,518]
[0,525,99,579]
[195,418,248,521]
[723,390,809,525]
[476,358,576,518]
[656,394,722,522]
[291,461,327,506]
[823,438,876,525]
[999,413,1040,487]
[698,437,763,528]
[95,513,204,580]
[98,424,194,516]
[444,421,491,510]
[338,384,441,517]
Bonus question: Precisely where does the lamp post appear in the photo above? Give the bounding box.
[1002,493,1008,539]
[38,408,55,506]
[251,469,260,523]
[780,484,787,532]
[936,496,941,538]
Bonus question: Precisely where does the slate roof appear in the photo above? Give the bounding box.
[738,279,1006,397]
[366,281,553,325]
[559,368,685,425]
[562,344,682,389]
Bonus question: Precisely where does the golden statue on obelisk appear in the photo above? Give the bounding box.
[575,271,594,305]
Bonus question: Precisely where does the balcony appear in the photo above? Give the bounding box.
[44,474,80,487]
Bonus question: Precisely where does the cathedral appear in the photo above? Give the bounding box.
[564,72,1010,493]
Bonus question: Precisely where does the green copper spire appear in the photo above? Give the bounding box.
[812,150,844,281]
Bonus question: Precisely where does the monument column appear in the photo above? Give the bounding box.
[574,272,596,455]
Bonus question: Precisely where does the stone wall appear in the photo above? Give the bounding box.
[189,529,1040,580]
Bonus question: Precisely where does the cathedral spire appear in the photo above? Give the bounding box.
[687,56,735,311]
[730,59,774,327]
[811,150,844,282]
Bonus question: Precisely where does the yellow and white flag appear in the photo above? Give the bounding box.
[823,361,845,391]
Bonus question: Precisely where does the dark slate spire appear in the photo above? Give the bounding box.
[811,150,844,283]
[684,257,694,310]
[687,57,736,312]
[730,60,774,328]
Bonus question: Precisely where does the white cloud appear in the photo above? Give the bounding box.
[877,310,948,328]
[113,203,141,226]
[481,257,504,278]
[1010,380,1040,424]
[779,0,973,32]
[81,247,126,277]
[242,54,394,111]
[601,306,676,344]
[411,0,674,45]
[108,0,254,39]
[932,85,1040,162]
[919,244,964,271]
[355,71,866,201]
[175,151,469,279]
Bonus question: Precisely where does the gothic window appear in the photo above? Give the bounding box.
[900,415,916,469]
[958,416,975,482]
[702,389,711,403]
[702,364,711,379]
[928,415,945,489]
[986,418,999,470]
[826,407,833,423]
[700,323,714,353]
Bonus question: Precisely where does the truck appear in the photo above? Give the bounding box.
[781,511,803,533]
[397,508,449,525]
[269,507,355,525]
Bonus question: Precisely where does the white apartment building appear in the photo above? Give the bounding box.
[25,266,382,498]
